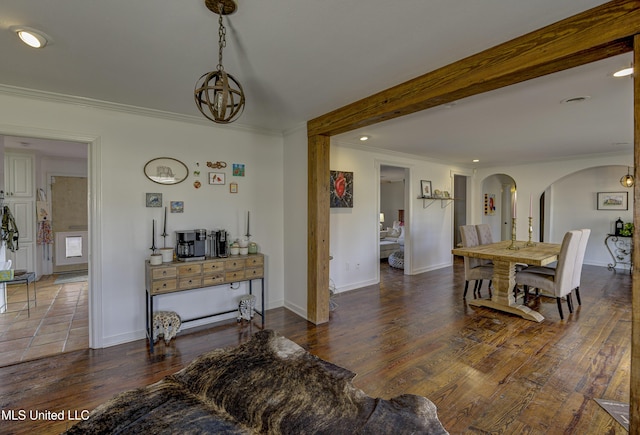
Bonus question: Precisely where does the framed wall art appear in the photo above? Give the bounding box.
[330,170,353,208]
[597,192,628,210]
[144,157,189,185]
[209,172,226,185]
[230,182,238,193]
[170,201,184,213]
[232,163,245,176]
[420,180,432,198]
[484,193,496,215]
[146,193,162,207]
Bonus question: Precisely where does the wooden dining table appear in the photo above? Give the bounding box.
[452,240,561,322]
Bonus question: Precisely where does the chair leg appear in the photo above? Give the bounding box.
[488,280,492,298]
[575,287,582,305]
[464,281,470,298]
[567,293,574,313]
[474,280,482,298]
[523,285,529,305]
[556,297,564,320]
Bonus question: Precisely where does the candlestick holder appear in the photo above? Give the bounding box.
[161,207,169,248]
[526,216,536,247]
[508,217,519,250]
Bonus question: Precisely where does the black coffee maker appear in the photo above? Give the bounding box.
[210,230,229,258]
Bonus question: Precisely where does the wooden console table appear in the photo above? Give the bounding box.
[145,253,265,353]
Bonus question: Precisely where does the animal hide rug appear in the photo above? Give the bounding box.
[64,329,448,434]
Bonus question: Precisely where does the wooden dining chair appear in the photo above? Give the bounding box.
[515,230,581,319]
[459,225,493,299]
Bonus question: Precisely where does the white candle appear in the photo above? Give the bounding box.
[512,191,517,218]
[529,194,532,218]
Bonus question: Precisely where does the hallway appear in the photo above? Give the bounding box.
[0,274,88,366]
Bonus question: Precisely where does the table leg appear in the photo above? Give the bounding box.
[468,260,544,322]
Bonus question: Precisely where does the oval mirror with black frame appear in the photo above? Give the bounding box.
[144,157,189,185]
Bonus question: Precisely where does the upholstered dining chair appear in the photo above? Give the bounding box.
[515,230,581,320]
[460,225,493,299]
[475,223,494,245]
[520,228,590,308]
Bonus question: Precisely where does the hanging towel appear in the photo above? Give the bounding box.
[1,206,19,252]
[37,220,54,260]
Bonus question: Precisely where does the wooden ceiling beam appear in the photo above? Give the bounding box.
[308,0,639,138]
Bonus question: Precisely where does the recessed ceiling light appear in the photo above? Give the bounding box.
[613,67,634,78]
[472,159,480,163]
[359,135,369,141]
[11,26,49,48]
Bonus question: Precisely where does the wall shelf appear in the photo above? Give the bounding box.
[417,196,455,208]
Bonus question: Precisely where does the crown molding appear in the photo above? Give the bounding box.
[0,84,283,138]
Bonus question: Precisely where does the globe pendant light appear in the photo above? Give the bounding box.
[620,166,635,188]
[194,0,245,124]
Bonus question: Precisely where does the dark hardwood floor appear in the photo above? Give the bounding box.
[0,259,631,434]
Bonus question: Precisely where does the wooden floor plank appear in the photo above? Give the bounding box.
[0,261,631,434]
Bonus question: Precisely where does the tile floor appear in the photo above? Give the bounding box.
[0,274,88,367]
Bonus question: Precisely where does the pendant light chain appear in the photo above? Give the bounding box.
[217,2,226,72]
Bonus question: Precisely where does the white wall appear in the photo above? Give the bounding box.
[547,165,633,268]
[282,126,308,318]
[0,92,285,348]
[474,155,634,268]
[328,142,466,293]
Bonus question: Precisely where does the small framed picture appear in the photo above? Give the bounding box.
[232,164,245,176]
[170,201,184,213]
[209,172,225,185]
[420,180,432,198]
[597,192,628,210]
[146,193,162,207]
[230,182,238,193]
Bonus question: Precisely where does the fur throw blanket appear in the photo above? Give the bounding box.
[65,329,448,434]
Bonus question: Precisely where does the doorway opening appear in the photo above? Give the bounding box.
[0,135,89,367]
[380,164,408,274]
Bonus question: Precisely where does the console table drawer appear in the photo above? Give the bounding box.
[152,267,177,280]
[225,270,246,281]
[225,258,246,271]
[178,276,202,289]
[203,274,225,286]
[151,279,177,295]
[203,260,225,273]
[178,264,202,276]
[246,267,264,279]
[246,256,264,267]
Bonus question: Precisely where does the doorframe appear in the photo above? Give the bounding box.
[0,125,102,349]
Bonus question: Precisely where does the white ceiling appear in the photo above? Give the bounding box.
[0,0,632,165]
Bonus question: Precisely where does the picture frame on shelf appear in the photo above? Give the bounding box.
[420,180,432,198]
[597,192,628,210]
